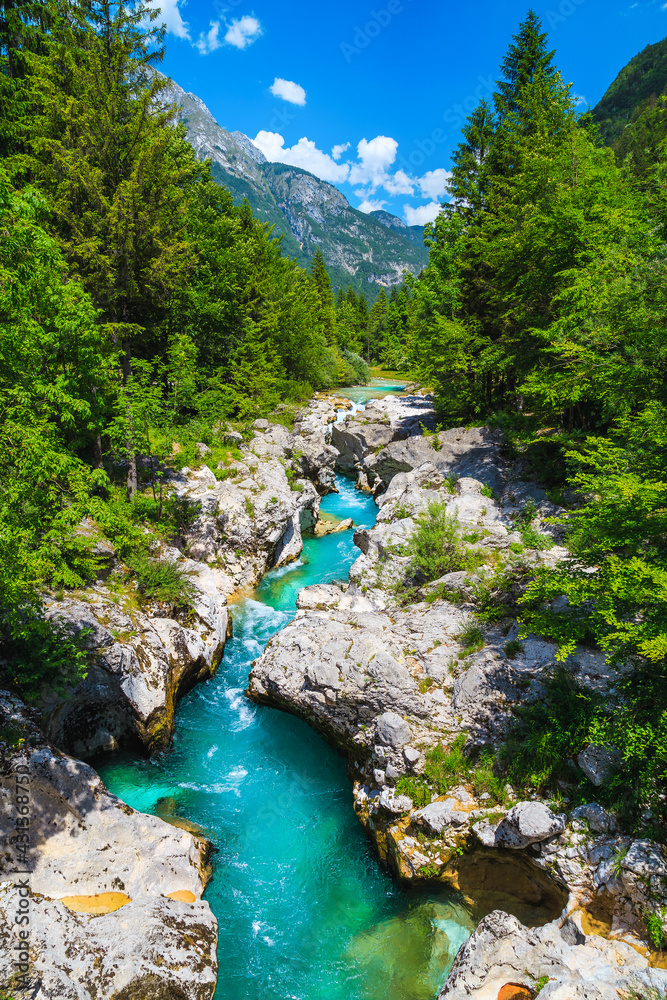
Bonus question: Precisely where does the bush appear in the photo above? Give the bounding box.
[0,606,91,702]
[406,502,480,585]
[341,348,371,384]
[126,554,196,608]
[645,911,667,951]
[500,668,604,794]
[422,734,509,806]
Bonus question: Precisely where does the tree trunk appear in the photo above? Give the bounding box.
[94,433,103,470]
[123,337,137,499]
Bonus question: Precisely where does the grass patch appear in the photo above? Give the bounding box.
[396,776,431,808]
[645,910,667,950]
[126,554,196,608]
[456,617,485,657]
[423,734,510,806]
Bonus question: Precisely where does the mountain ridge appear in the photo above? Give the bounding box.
[161,77,428,298]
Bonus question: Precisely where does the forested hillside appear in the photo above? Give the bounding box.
[163,78,429,300]
[380,11,667,832]
[592,35,667,145]
[0,0,373,689]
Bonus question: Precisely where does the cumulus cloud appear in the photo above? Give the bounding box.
[252,132,350,184]
[270,78,307,106]
[225,15,262,49]
[349,135,398,191]
[418,168,451,201]
[196,21,221,55]
[357,198,387,214]
[332,142,351,161]
[146,0,190,40]
[404,202,442,227]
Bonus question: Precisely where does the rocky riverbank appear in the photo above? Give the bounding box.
[249,393,667,997]
[0,691,218,1000]
[0,398,342,1000]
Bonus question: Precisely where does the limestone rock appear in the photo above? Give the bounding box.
[0,693,217,999]
[439,910,667,1000]
[41,555,229,757]
[474,802,565,850]
[376,712,412,748]
[413,799,469,834]
[577,744,622,787]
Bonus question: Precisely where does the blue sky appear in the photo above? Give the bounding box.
[150,0,667,224]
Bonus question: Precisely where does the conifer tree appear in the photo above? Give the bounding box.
[310,247,337,346]
[447,99,495,217]
[25,0,201,495]
[494,9,556,125]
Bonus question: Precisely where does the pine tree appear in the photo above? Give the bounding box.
[447,99,495,217]
[25,0,201,495]
[494,9,556,125]
[310,247,337,346]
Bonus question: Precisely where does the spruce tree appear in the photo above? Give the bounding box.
[25,0,201,495]
[310,247,337,346]
[494,9,556,125]
[446,99,495,217]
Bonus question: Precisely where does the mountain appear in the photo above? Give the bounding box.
[592,37,667,146]
[161,78,428,299]
[370,209,426,247]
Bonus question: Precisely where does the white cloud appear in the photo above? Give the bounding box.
[572,92,588,108]
[349,135,398,191]
[418,168,451,201]
[252,132,350,184]
[147,0,190,40]
[225,15,262,49]
[270,78,307,106]
[332,142,351,161]
[404,202,442,227]
[357,198,387,214]
[196,20,221,55]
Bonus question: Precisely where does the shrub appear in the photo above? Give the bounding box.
[521,523,554,551]
[457,618,485,657]
[0,606,91,702]
[126,554,196,607]
[644,910,667,950]
[406,502,479,585]
[500,668,604,794]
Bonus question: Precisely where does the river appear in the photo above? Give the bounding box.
[96,384,475,1000]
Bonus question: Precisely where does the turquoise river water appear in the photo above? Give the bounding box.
[96,384,481,1000]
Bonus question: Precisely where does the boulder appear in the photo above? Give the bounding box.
[439,910,667,1000]
[412,799,469,834]
[0,692,217,999]
[475,802,565,850]
[577,744,622,787]
[376,712,412,748]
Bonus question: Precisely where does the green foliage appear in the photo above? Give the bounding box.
[504,639,524,658]
[644,910,667,951]
[125,553,196,608]
[405,502,481,586]
[423,734,509,806]
[533,977,550,995]
[501,668,603,794]
[456,618,485,657]
[0,607,91,702]
[395,776,431,809]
